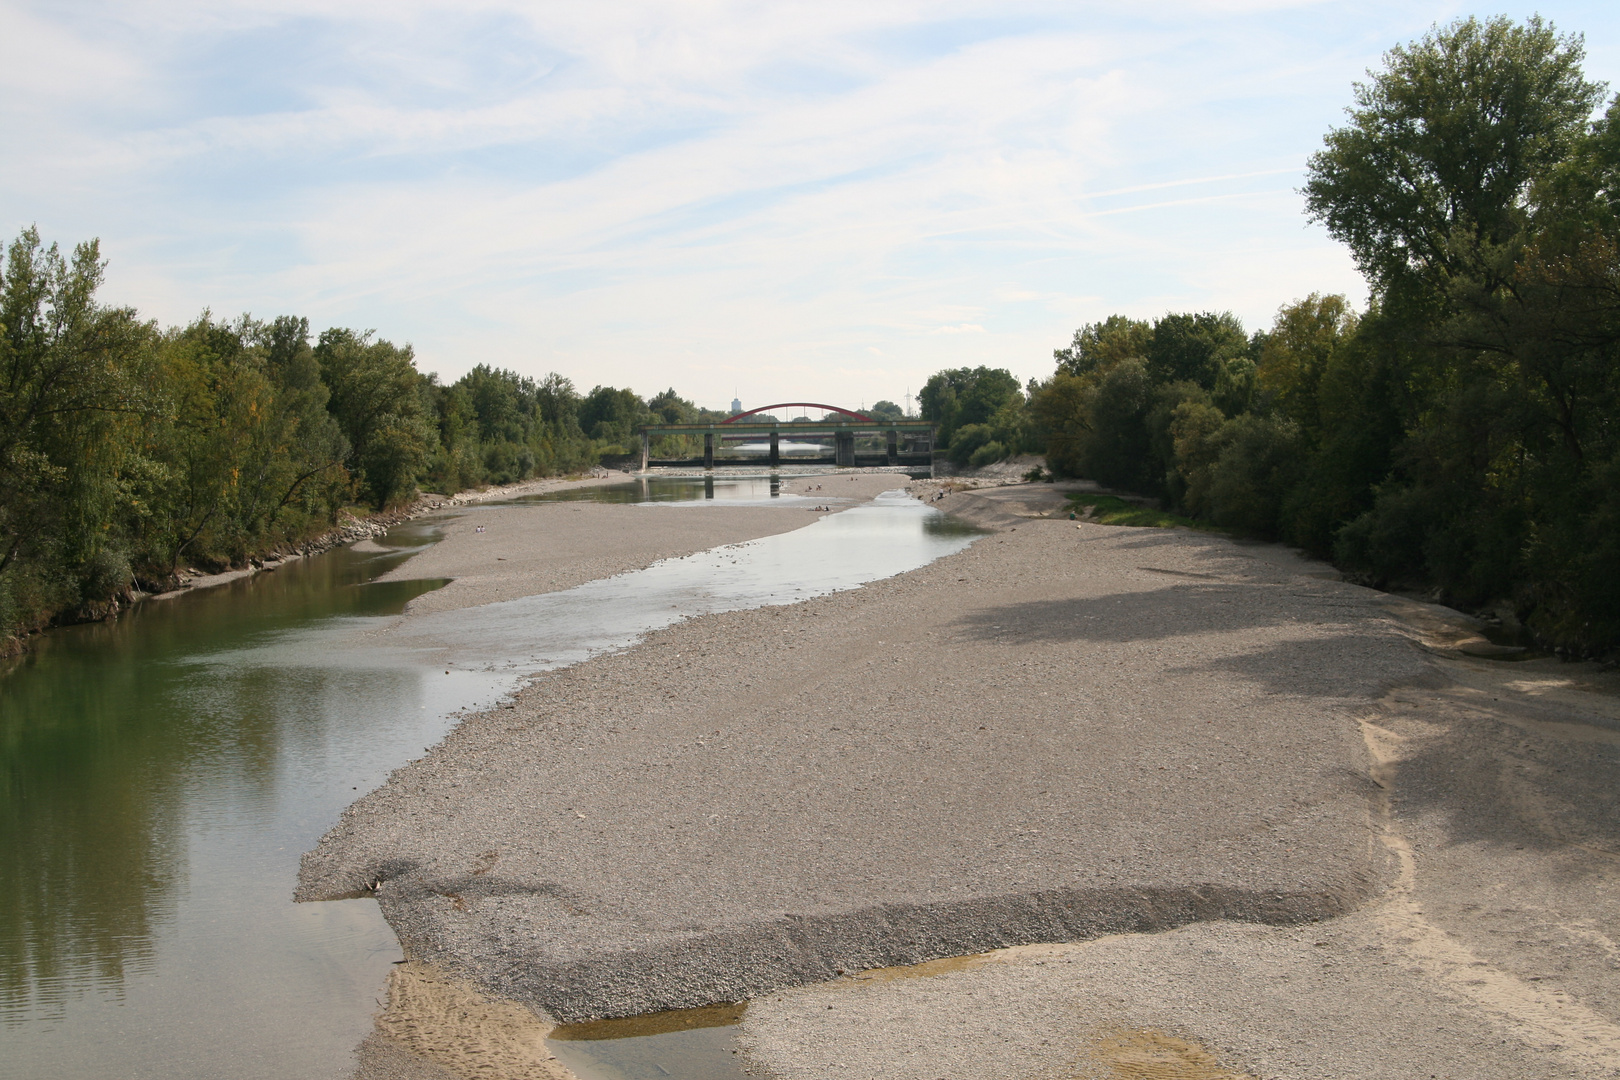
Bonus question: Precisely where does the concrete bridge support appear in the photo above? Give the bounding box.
[703,433,714,470]
[769,431,780,469]
[886,429,898,466]
[834,431,855,467]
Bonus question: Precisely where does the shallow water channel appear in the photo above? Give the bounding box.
[1,478,977,1080]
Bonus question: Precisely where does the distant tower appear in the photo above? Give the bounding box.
[730,395,742,415]
[904,389,912,418]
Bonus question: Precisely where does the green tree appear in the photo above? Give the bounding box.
[1053,315,1150,378]
[1083,358,1157,491]
[1304,16,1603,300]
[1027,371,1092,477]
[1303,15,1620,647]
[1145,312,1248,389]
[920,366,1021,446]
[578,385,647,451]
[1257,294,1359,442]
[315,328,434,506]
[0,229,153,629]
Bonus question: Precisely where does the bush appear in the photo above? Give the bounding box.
[1203,414,1304,537]
[948,423,994,465]
[968,440,1008,468]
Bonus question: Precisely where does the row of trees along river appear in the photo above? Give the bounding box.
[0,231,753,650]
[921,17,1620,659]
[3,17,1617,656]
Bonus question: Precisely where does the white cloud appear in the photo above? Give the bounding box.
[4,0,1610,407]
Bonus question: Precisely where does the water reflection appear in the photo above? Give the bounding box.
[0,492,979,1080]
[549,1003,749,1080]
[520,475,799,505]
[0,529,513,1079]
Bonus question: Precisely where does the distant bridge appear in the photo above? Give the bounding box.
[638,402,936,472]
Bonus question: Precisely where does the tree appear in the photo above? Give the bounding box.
[1145,312,1248,388]
[1027,372,1092,477]
[920,367,1021,445]
[578,385,646,449]
[0,229,153,625]
[258,316,349,523]
[1304,16,1604,300]
[868,400,904,421]
[315,328,434,506]
[1257,294,1360,442]
[1053,315,1150,378]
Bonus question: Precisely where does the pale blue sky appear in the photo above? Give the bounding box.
[4,2,1617,409]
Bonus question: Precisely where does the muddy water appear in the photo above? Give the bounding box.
[548,1005,750,1080]
[1,484,978,1080]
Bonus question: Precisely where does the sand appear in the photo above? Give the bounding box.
[375,473,906,615]
[305,478,1620,1079]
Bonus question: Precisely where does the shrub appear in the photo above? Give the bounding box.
[948,423,994,465]
[968,440,1007,468]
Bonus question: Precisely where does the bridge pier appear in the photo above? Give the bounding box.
[886,429,898,466]
[769,431,780,469]
[703,433,714,470]
[834,431,855,467]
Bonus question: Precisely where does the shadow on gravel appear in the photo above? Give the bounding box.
[1161,634,1426,700]
[1387,699,1620,867]
[952,584,1305,645]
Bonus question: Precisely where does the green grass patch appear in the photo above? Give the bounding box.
[1063,493,1216,531]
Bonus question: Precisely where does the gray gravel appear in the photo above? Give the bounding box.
[735,605,1620,1080]
[303,512,1424,1023]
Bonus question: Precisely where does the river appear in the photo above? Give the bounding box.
[0,478,976,1079]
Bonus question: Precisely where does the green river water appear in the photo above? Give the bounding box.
[0,478,975,1079]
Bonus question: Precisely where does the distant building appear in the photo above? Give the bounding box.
[730,397,742,415]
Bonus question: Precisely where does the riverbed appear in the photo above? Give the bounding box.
[0,474,970,1079]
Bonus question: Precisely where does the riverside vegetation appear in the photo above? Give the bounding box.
[6,17,1617,657]
[0,235,736,650]
[923,17,1620,657]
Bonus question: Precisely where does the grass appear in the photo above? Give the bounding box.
[1063,493,1218,531]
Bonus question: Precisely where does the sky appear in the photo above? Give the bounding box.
[3,2,1618,411]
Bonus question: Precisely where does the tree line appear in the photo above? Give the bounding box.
[0,234,729,647]
[9,17,1614,655]
[923,17,1620,655]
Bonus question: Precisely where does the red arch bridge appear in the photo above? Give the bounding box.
[637,402,936,471]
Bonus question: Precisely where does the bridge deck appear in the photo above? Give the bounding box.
[638,419,936,472]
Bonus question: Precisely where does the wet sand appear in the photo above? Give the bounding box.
[305,480,1620,1079]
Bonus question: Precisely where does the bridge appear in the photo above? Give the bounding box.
[638,402,936,472]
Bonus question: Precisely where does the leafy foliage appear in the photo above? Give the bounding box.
[1007,16,1620,654]
[0,229,707,647]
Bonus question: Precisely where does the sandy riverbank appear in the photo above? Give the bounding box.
[371,473,905,614]
[301,479,1620,1079]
